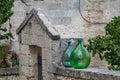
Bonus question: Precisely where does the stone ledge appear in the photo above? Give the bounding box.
[0,67,19,76]
[54,64,120,80]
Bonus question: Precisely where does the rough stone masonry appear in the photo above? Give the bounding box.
[4,0,120,53]
[0,0,120,80]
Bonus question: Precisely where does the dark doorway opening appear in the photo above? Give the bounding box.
[38,56,42,80]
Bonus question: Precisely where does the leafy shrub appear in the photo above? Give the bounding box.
[0,51,19,68]
[87,16,120,70]
[0,44,9,61]
[0,0,15,68]
[0,0,14,40]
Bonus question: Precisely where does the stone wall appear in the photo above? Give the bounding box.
[0,67,19,80]
[0,65,120,80]
[0,0,120,80]
[18,14,58,80]
[2,0,120,53]
[54,64,120,80]
[2,0,119,55]
[15,5,119,79]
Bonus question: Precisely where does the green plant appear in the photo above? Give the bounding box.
[87,16,120,70]
[0,51,19,68]
[0,44,9,61]
[0,0,14,40]
[0,0,14,68]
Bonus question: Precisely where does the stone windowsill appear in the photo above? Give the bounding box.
[54,64,120,80]
[0,67,19,76]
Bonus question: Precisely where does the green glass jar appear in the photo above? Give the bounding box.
[61,41,73,67]
[70,39,90,69]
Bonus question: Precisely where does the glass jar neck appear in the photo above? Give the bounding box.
[78,39,84,47]
[68,41,71,45]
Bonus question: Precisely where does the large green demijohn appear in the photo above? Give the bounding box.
[70,39,90,69]
[61,41,73,67]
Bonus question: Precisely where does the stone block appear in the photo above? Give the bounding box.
[30,35,38,45]
[55,64,120,80]
[19,54,29,66]
[19,66,29,76]
[32,23,45,36]
[28,57,37,66]
[88,0,104,2]
[7,76,19,80]
[20,76,27,80]
[85,1,104,10]
[21,33,32,45]
[28,77,37,80]
[20,45,30,55]
[88,10,103,22]
[35,35,46,48]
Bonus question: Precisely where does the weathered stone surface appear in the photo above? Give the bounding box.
[28,77,37,80]
[55,64,120,80]
[17,9,60,40]
[0,68,19,80]
[20,76,27,80]
[3,0,119,53]
[1,0,119,80]
[0,67,19,76]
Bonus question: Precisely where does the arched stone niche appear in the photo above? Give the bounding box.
[17,9,60,80]
[80,0,120,23]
